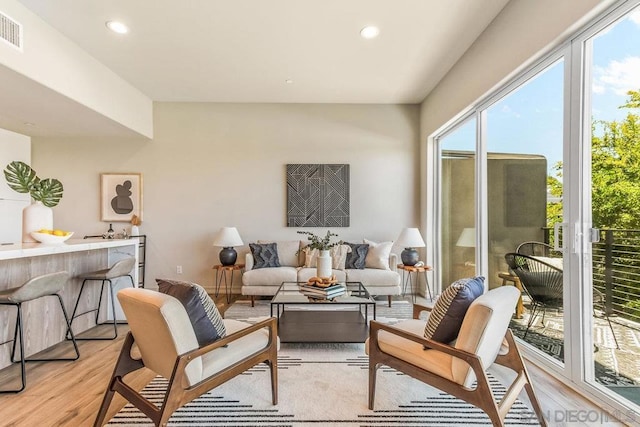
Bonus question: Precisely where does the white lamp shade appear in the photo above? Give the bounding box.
[396,227,425,248]
[213,227,243,247]
[456,228,476,248]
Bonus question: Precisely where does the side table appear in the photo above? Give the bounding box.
[212,264,244,304]
[498,271,524,318]
[397,264,433,302]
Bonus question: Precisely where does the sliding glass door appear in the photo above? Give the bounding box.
[584,3,640,407]
[434,0,640,416]
[439,119,477,287]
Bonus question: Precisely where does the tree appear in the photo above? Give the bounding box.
[591,90,640,229]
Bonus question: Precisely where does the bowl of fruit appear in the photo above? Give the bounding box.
[30,229,74,245]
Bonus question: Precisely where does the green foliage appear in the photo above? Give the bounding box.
[297,230,340,252]
[3,161,64,207]
[591,104,640,229]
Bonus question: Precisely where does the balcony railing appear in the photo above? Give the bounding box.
[593,229,640,323]
[543,228,640,324]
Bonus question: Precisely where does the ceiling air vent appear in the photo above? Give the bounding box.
[0,12,22,51]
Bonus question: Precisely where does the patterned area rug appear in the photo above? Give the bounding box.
[107,300,541,426]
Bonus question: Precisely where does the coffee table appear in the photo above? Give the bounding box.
[270,282,376,343]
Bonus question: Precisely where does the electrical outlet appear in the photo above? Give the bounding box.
[176,265,183,274]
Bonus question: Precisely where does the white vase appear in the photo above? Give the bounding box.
[23,201,53,243]
[316,249,332,278]
[131,225,140,236]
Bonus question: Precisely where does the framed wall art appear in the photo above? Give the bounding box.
[286,164,350,227]
[100,173,143,222]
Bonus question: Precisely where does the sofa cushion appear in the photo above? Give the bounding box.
[345,243,369,269]
[156,278,226,346]
[363,239,393,270]
[258,240,301,267]
[345,268,400,287]
[242,266,298,287]
[423,276,485,344]
[249,243,280,269]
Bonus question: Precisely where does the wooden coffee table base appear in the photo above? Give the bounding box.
[277,310,369,343]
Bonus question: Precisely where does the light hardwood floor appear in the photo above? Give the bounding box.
[0,295,629,426]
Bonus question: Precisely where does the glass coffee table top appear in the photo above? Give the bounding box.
[270,281,374,305]
[270,281,376,343]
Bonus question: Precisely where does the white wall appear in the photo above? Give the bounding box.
[0,0,153,137]
[32,102,420,290]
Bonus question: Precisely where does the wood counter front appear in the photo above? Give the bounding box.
[0,238,138,370]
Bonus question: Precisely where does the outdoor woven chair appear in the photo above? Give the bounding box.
[505,253,619,348]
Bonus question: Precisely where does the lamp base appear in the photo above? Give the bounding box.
[219,247,237,266]
[401,248,419,266]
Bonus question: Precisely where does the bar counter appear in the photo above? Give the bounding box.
[0,238,138,370]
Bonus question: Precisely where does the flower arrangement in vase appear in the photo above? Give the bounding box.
[297,230,340,278]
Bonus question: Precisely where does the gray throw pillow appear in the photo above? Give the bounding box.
[345,243,369,269]
[423,276,485,343]
[250,242,280,269]
[156,278,226,346]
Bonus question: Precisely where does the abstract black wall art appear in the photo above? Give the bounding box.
[286,164,350,227]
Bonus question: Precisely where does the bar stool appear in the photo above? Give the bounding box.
[68,257,136,340]
[0,271,80,393]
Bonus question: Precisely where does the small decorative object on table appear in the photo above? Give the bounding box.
[3,161,63,243]
[130,214,142,236]
[297,230,340,279]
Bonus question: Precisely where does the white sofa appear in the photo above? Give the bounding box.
[241,240,401,306]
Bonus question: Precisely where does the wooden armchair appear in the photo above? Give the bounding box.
[94,288,278,427]
[367,286,547,426]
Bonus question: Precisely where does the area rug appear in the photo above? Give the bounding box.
[107,300,541,426]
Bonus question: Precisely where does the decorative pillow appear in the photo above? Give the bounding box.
[423,276,485,343]
[258,240,301,267]
[303,245,350,270]
[303,247,320,267]
[330,244,352,270]
[156,278,226,346]
[345,243,369,269]
[249,243,280,269]
[363,239,393,270]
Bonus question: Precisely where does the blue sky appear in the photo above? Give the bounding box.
[442,6,640,175]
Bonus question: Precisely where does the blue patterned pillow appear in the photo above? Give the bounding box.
[345,243,369,269]
[250,243,281,269]
[156,278,226,346]
[423,276,485,343]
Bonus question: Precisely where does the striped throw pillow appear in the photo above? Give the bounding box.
[157,279,226,346]
[423,276,485,343]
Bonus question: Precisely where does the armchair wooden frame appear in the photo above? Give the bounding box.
[94,317,278,427]
[368,304,547,427]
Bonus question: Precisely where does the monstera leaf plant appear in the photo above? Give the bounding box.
[3,161,64,207]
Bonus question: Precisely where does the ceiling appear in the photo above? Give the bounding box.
[7,0,510,137]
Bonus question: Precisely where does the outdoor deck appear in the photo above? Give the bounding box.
[510,295,640,405]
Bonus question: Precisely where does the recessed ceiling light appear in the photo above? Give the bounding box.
[285,79,294,84]
[106,21,129,34]
[23,122,35,127]
[360,26,380,39]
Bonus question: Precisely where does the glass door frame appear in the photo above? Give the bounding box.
[430,0,640,417]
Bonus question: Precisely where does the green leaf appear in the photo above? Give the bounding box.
[32,178,63,207]
[3,161,38,195]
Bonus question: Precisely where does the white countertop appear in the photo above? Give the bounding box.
[0,238,139,261]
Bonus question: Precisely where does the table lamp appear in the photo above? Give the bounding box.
[396,227,425,266]
[456,227,476,248]
[213,227,243,266]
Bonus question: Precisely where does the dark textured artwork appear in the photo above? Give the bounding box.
[111,180,134,214]
[286,164,350,227]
